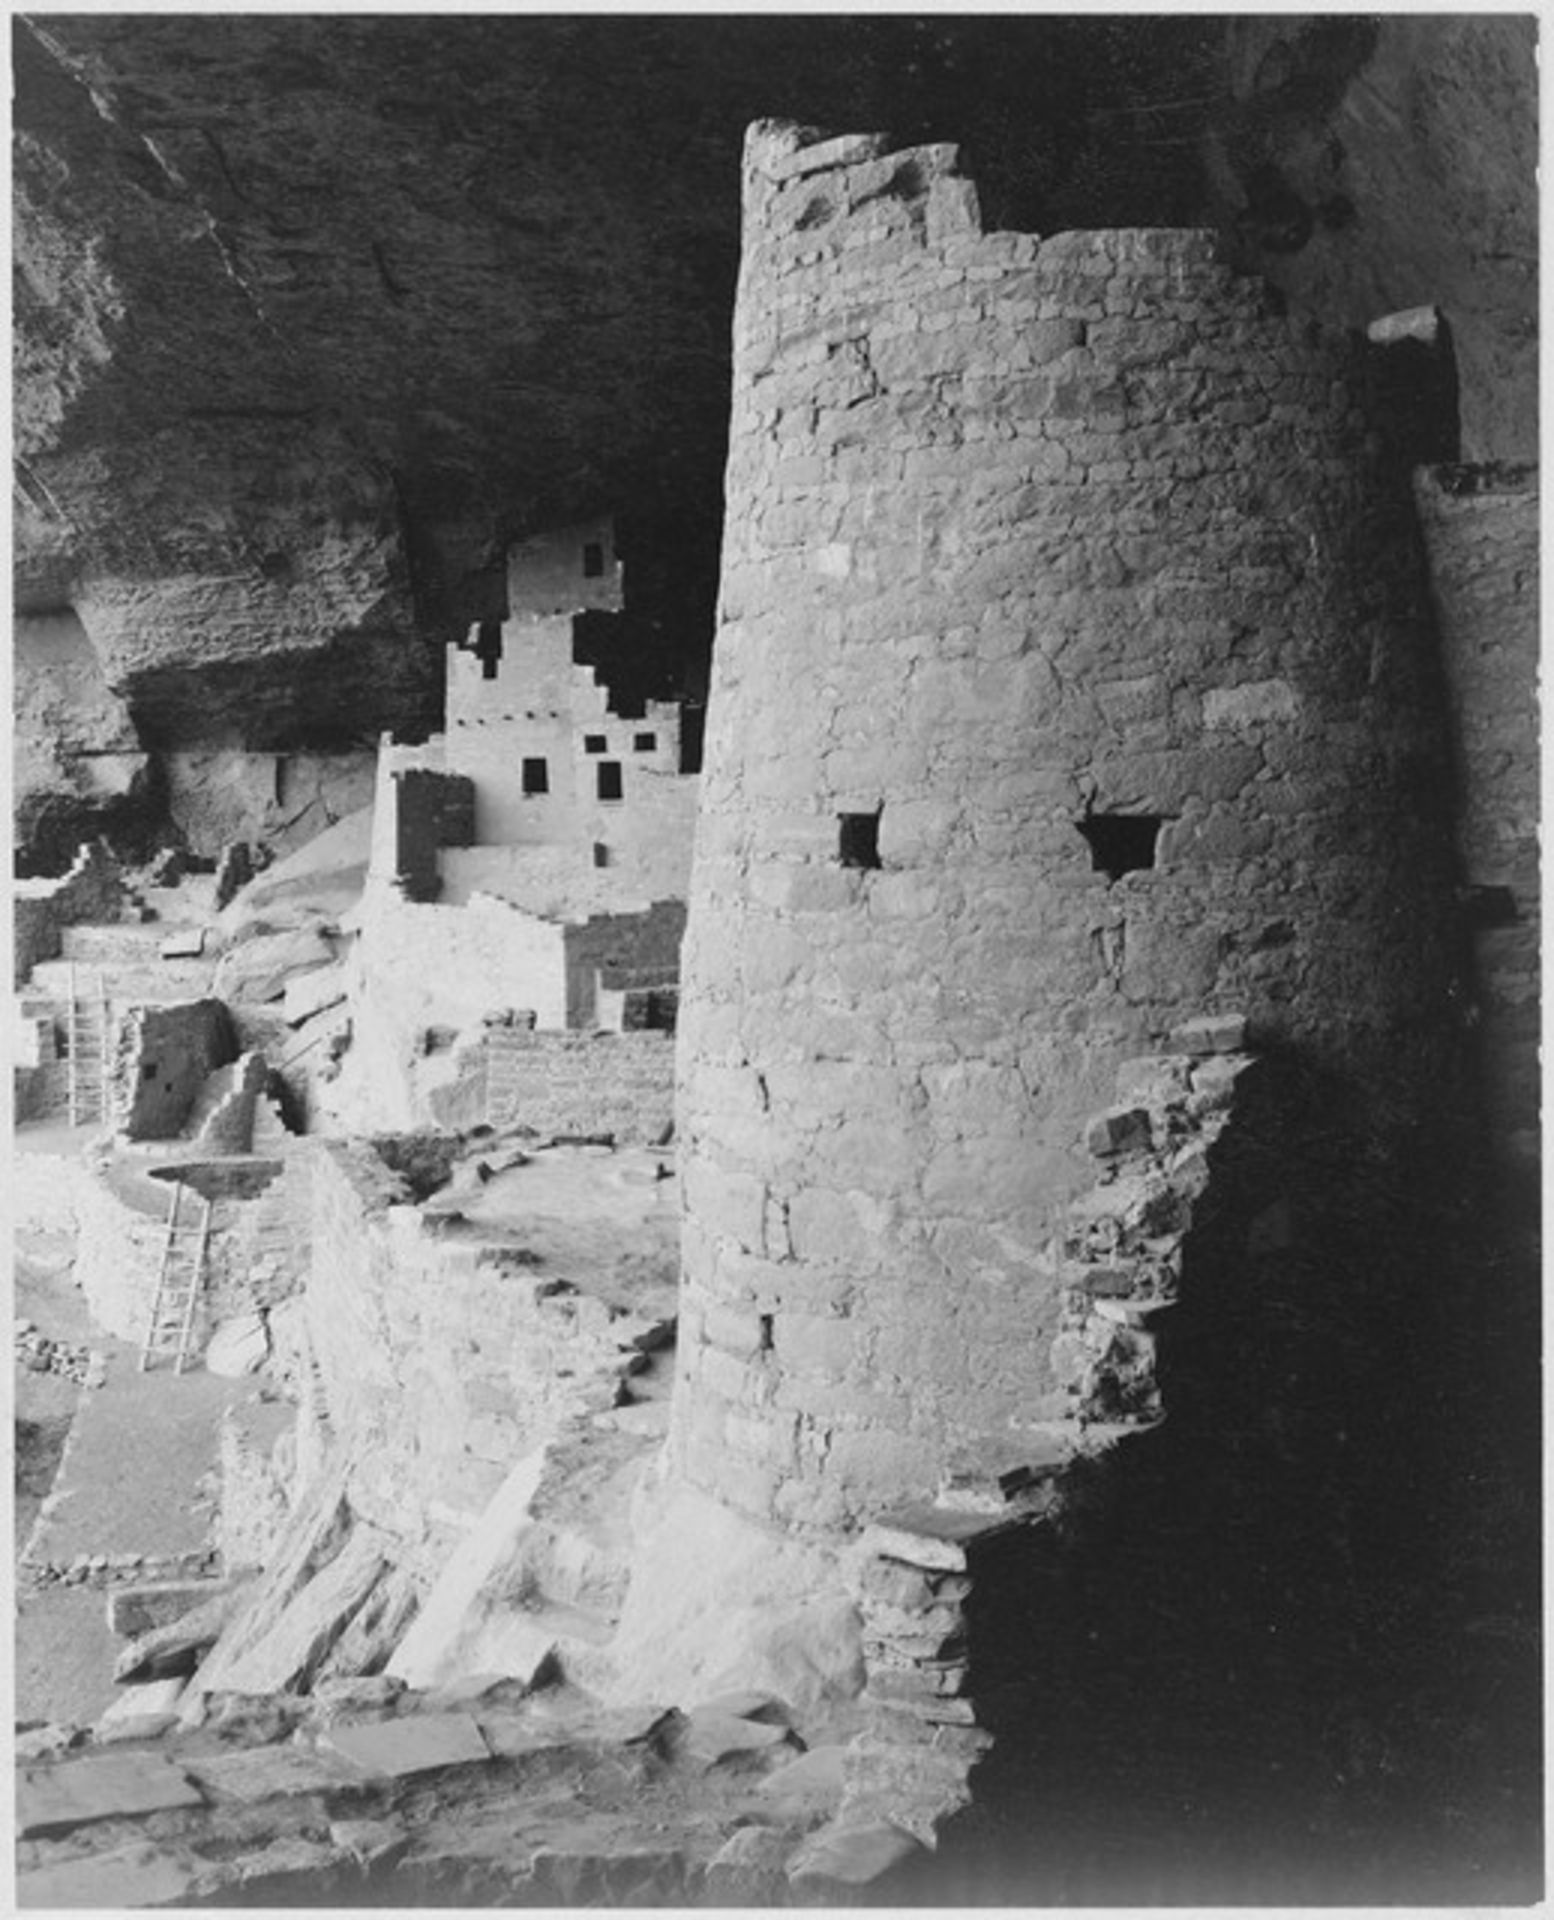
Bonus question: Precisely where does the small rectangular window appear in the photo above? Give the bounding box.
[592,842,610,869]
[1077,813,1162,881]
[522,757,549,795]
[583,542,605,578]
[633,731,657,753]
[584,734,607,754]
[597,761,623,802]
[838,812,881,870]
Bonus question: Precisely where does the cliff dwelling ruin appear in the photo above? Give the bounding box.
[9,14,1542,1909]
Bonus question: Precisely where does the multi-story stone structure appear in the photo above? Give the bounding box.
[340,521,697,1121]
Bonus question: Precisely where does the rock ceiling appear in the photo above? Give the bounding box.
[11,14,1536,750]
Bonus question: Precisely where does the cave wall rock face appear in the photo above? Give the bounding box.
[667,122,1459,1538]
[11,14,1231,760]
[13,20,424,747]
[1206,14,1538,464]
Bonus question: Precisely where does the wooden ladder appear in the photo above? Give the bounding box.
[140,1181,211,1374]
[65,963,112,1128]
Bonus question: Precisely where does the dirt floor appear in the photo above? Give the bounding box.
[12,1154,258,1730]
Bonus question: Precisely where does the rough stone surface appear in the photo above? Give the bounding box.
[1206,16,1536,465]
[666,118,1459,1536]
[321,1710,492,1779]
[1413,467,1540,1184]
[17,1752,205,1837]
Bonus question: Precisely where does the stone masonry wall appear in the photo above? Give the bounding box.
[304,1140,673,1582]
[13,839,124,987]
[427,1028,675,1143]
[1413,465,1539,1185]
[389,769,476,902]
[667,122,1460,1535]
[118,999,235,1140]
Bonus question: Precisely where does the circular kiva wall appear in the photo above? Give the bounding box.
[669,122,1457,1535]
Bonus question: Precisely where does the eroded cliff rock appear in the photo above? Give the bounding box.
[1205,14,1537,462]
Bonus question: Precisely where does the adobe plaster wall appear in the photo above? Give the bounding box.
[443,626,695,898]
[665,122,1460,1539]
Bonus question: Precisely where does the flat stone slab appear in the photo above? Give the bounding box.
[18,1842,195,1909]
[684,1709,797,1766]
[755,1743,849,1817]
[183,1742,361,1803]
[787,1818,924,1889]
[322,1709,491,1779]
[1168,1013,1247,1055]
[17,1751,204,1837]
[158,928,205,959]
[108,1579,237,1640]
[861,1504,1025,1572]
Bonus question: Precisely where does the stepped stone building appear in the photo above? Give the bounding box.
[343,521,698,1119]
[618,121,1523,1685]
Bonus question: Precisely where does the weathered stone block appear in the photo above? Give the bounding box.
[17,1753,205,1837]
[1168,1013,1248,1056]
[1084,1105,1152,1159]
[322,1710,491,1779]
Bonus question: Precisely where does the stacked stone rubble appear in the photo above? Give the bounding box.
[1056,1014,1257,1424]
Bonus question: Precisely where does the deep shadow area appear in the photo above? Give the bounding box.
[884,1052,1543,1906]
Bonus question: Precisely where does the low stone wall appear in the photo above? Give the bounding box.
[13,840,124,987]
[119,1000,235,1140]
[427,1029,675,1143]
[304,1140,673,1580]
[13,1147,296,1354]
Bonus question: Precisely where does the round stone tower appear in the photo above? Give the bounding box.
[664,123,1458,1546]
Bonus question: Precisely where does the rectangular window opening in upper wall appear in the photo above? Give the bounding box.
[584,734,607,754]
[597,761,623,802]
[583,542,606,578]
[633,732,657,753]
[522,757,549,796]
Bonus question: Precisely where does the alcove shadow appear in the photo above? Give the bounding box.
[876,1048,1542,1907]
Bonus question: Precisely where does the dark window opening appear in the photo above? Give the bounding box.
[1464,884,1519,929]
[1077,813,1163,881]
[142,1062,157,1081]
[593,842,610,869]
[582,542,605,578]
[597,761,623,802]
[584,734,607,754]
[475,619,503,681]
[522,758,549,796]
[633,731,657,753]
[1367,312,1461,466]
[838,811,881,870]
